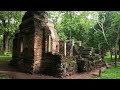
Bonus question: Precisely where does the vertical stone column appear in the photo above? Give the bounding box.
[45,37,48,53]
[33,29,43,73]
[20,37,23,53]
[59,40,64,55]
[64,41,66,57]
[10,32,21,66]
[33,11,48,73]
[21,31,34,73]
[18,11,48,73]
[48,35,52,52]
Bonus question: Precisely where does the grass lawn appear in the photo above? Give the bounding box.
[91,52,120,79]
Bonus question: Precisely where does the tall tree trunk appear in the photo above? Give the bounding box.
[114,34,120,67]
[97,18,114,61]
[98,22,113,61]
[114,26,120,67]
[110,43,113,61]
[3,31,9,55]
[115,42,117,67]
[102,29,113,61]
[119,39,120,61]
[110,50,113,61]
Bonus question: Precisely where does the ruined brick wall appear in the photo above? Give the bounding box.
[11,11,48,73]
[21,11,48,73]
[33,19,45,73]
[66,41,72,56]
[59,40,73,56]
[59,56,77,77]
[59,40,64,56]
[46,19,59,54]
[11,11,79,77]
[41,53,77,78]
[51,40,59,54]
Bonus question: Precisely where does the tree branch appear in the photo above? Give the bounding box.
[97,22,103,33]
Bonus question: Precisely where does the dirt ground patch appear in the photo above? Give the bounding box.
[0,61,103,79]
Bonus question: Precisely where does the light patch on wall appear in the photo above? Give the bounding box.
[51,28,55,39]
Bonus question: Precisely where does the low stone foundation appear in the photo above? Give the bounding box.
[77,58,104,72]
[41,53,77,78]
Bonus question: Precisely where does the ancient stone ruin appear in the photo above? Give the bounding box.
[10,11,59,73]
[10,11,104,78]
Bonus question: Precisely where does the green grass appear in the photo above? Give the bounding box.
[91,66,120,79]
[0,73,12,79]
[104,52,119,63]
[90,52,120,79]
[0,56,12,63]
[0,55,12,79]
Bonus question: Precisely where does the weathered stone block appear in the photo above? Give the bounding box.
[40,52,77,78]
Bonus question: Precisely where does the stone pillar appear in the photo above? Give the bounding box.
[22,32,34,72]
[33,29,43,73]
[45,38,48,53]
[18,11,48,73]
[10,32,21,66]
[59,40,64,55]
[48,35,52,52]
[64,41,66,57]
[20,38,23,53]
[70,40,74,56]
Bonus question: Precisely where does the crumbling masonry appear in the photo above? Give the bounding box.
[10,11,77,77]
[10,11,50,73]
[10,11,103,78]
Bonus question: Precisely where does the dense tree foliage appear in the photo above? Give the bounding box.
[0,11,25,54]
[48,11,120,64]
[0,11,120,65]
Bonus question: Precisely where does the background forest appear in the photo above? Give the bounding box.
[1,11,120,61]
[1,11,120,79]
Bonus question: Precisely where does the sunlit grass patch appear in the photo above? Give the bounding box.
[91,66,120,79]
[0,56,12,63]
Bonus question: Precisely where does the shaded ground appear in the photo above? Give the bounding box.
[0,61,103,79]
